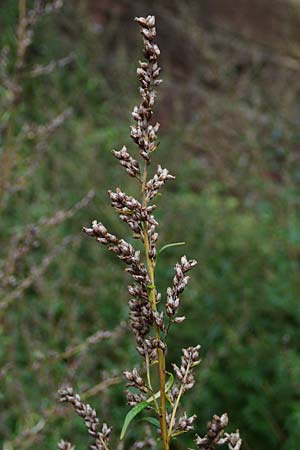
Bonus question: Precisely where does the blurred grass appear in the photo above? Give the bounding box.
[1,1,300,450]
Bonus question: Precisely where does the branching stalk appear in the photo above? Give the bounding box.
[167,361,191,439]
[65,14,242,450]
[142,164,169,450]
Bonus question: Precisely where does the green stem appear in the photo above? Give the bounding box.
[145,353,160,414]
[167,361,191,439]
[142,164,169,450]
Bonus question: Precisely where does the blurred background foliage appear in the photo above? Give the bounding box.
[1,1,300,449]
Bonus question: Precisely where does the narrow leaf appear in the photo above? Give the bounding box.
[120,373,174,439]
[141,417,160,428]
[146,372,174,404]
[166,371,175,392]
[158,242,185,255]
[120,401,148,440]
[166,393,173,406]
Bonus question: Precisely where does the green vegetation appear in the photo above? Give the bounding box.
[1,2,300,450]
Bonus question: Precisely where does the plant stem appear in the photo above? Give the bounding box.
[167,361,191,439]
[142,165,169,450]
[145,353,160,414]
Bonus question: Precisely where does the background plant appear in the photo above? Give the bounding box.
[1,1,300,450]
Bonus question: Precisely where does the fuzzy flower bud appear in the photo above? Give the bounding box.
[166,256,197,318]
[146,165,175,200]
[112,146,140,177]
[57,441,75,450]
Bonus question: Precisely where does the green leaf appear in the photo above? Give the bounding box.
[146,372,174,404]
[166,372,175,392]
[158,242,185,255]
[120,401,148,440]
[141,417,160,428]
[166,394,173,406]
[120,373,174,440]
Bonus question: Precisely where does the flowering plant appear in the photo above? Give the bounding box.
[58,16,241,450]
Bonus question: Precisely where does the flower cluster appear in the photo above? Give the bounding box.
[166,412,197,435]
[83,220,157,358]
[146,165,175,200]
[125,390,147,407]
[108,188,158,238]
[57,441,75,450]
[83,221,118,245]
[177,413,197,432]
[172,345,201,392]
[58,14,241,450]
[124,368,148,392]
[166,256,197,320]
[83,221,150,286]
[112,146,140,178]
[128,290,154,357]
[195,414,242,450]
[59,387,112,450]
[131,16,162,162]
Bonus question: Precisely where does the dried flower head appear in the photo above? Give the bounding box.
[194,414,242,450]
[59,387,112,450]
[58,440,75,450]
[59,15,241,450]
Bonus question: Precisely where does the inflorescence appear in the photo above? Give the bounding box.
[58,15,242,450]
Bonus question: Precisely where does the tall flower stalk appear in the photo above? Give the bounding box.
[59,15,241,450]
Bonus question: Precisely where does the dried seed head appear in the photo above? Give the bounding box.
[146,165,175,200]
[57,440,75,450]
[145,336,166,353]
[177,413,197,432]
[173,316,186,324]
[148,222,159,260]
[82,220,118,245]
[58,387,111,450]
[169,384,180,403]
[227,430,242,450]
[131,17,162,162]
[108,188,158,239]
[109,188,142,213]
[125,389,146,406]
[123,368,147,392]
[153,310,165,331]
[166,256,197,318]
[128,282,154,353]
[194,413,238,450]
[112,146,140,177]
[83,222,151,289]
[172,345,201,393]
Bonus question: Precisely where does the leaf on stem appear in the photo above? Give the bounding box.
[120,373,174,439]
[120,401,149,440]
[158,242,185,255]
[141,417,160,428]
